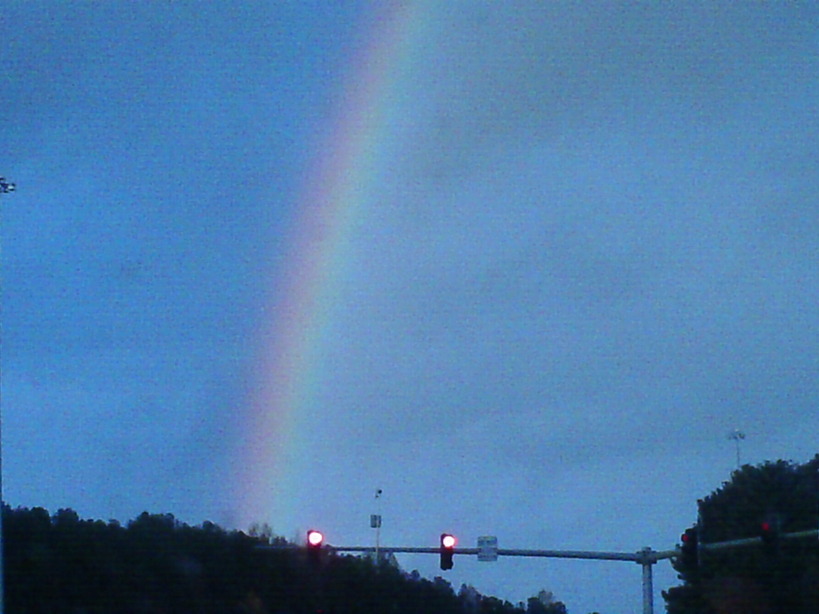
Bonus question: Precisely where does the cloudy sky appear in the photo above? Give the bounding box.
[3,2,818,612]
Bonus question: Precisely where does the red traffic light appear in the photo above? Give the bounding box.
[306,530,324,567]
[759,517,781,551]
[307,530,324,547]
[440,533,456,570]
[679,527,699,569]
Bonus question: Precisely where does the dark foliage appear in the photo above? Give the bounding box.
[663,455,819,614]
[3,506,556,614]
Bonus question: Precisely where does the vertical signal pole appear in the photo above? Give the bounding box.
[639,548,654,614]
[0,176,16,614]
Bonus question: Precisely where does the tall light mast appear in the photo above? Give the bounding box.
[0,175,16,614]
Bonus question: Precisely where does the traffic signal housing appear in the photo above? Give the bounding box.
[679,527,699,570]
[759,517,781,555]
[440,533,456,570]
[307,529,324,566]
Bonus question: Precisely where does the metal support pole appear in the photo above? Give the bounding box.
[0,176,16,614]
[374,489,382,563]
[728,429,745,469]
[375,523,380,562]
[639,548,654,614]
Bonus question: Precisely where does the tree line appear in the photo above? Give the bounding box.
[3,506,566,614]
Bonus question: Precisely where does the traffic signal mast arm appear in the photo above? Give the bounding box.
[322,545,679,564]
[297,530,819,561]
[256,528,817,614]
[698,528,818,553]
[258,528,818,561]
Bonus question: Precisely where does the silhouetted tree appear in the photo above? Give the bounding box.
[664,455,819,614]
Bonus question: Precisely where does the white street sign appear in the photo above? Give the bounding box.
[478,535,498,562]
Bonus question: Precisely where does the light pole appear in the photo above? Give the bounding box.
[0,175,15,614]
[728,429,746,469]
[371,488,383,562]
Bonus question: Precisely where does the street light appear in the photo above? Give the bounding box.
[0,175,14,614]
[372,488,383,562]
[728,429,745,469]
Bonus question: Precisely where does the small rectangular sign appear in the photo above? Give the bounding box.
[477,535,498,561]
[370,514,382,528]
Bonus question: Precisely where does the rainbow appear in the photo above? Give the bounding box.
[231,2,428,532]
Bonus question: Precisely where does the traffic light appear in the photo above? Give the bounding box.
[680,527,699,569]
[307,529,324,566]
[440,533,456,570]
[760,517,781,555]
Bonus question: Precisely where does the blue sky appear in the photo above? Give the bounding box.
[3,3,819,613]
